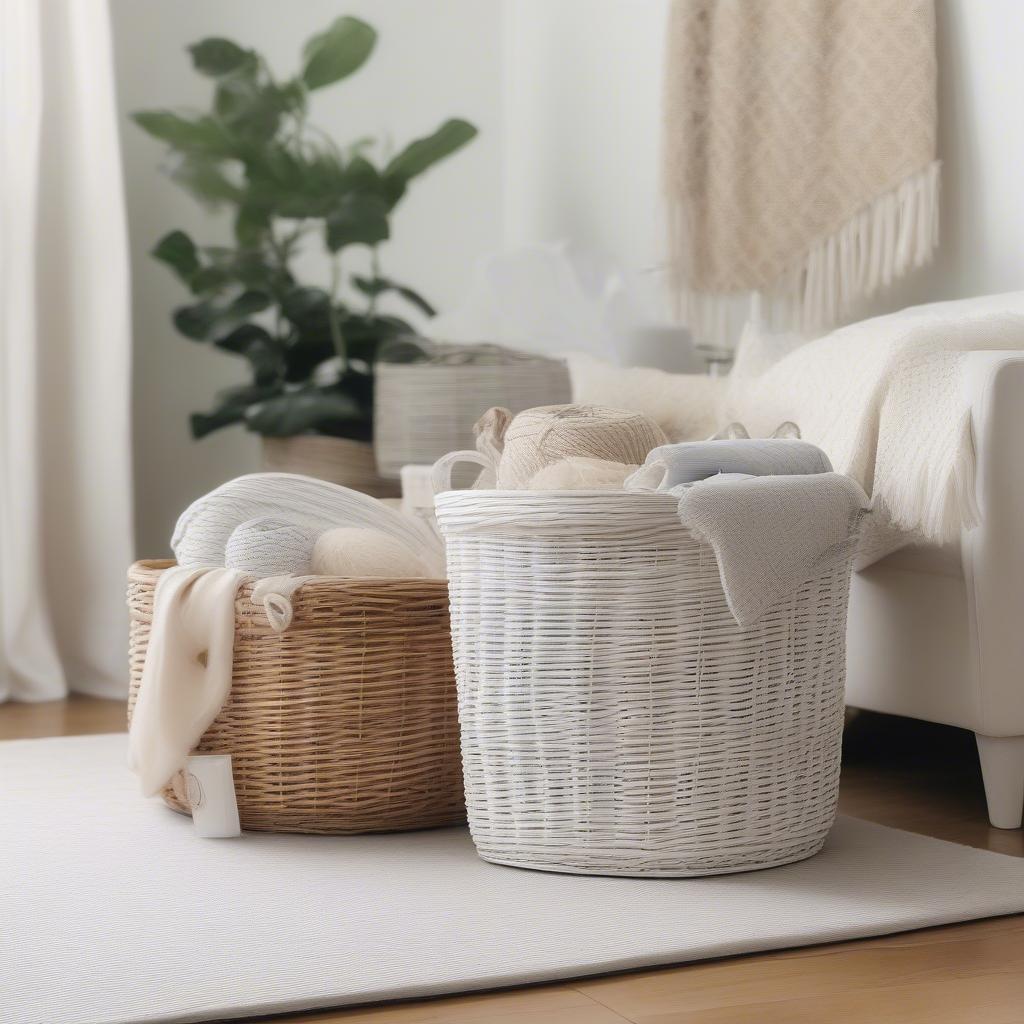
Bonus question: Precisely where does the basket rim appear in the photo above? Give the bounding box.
[434,489,680,508]
[127,559,448,593]
[432,490,689,540]
[432,491,679,516]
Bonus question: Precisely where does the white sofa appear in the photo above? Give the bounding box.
[846,350,1024,828]
[571,296,1024,829]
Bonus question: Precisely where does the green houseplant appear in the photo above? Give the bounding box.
[133,17,476,489]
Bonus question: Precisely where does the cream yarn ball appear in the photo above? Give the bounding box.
[224,516,318,577]
[310,527,430,579]
[527,457,638,491]
[494,404,668,488]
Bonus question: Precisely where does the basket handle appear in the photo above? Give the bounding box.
[431,450,494,495]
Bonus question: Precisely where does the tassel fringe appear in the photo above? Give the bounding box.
[676,162,941,348]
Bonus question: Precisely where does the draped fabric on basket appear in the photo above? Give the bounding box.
[0,0,134,700]
[663,0,939,345]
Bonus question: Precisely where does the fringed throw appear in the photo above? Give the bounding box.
[663,0,939,345]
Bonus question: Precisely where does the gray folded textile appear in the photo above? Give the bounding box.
[625,438,832,491]
[675,473,868,626]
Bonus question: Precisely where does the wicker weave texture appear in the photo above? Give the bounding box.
[435,491,851,877]
[373,359,572,479]
[127,561,463,834]
[262,436,400,498]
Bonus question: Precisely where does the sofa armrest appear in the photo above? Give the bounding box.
[962,351,1024,734]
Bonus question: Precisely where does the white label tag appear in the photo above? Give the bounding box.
[185,754,241,838]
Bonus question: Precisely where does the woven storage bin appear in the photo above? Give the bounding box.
[262,436,400,499]
[373,356,571,479]
[434,491,852,877]
[127,560,463,834]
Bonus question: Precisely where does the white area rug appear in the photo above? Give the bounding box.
[5,734,1024,1024]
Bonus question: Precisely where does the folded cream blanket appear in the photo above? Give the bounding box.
[671,474,868,626]
[128,566,244,796]
[627,438,832,491]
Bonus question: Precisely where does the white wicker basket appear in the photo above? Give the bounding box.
[373,357,571,479]
[434,490,853,878]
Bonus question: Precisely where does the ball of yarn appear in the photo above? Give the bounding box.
[496,404,668,488]
[528,457,638,491]
[310,527,430,579]
[224,516,318,578]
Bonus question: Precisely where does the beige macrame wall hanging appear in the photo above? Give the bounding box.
[663,0,939,346]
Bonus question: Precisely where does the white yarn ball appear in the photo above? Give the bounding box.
[224,516,318,577]
[496,404,667,488]
[528,457,638,491]
[310,527,430,579]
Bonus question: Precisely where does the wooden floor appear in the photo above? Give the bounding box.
[5,698,1023,1024]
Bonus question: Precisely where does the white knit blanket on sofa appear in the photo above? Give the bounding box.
[571,293,1024,545]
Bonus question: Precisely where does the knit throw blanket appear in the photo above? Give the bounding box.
[570,295,1024,549]
[663,0,938,344]
[726,308,1024,545]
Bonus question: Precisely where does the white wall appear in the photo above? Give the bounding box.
[502,0,1024,323]
[881,0,1024,309]
[112,0,503,555]
[502,0,671,318]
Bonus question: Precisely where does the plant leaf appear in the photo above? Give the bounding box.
[245,144,351,219]
[284,333,336,383]
[172,290,271,340]
[275,78,308,118]
[190,382,282,439]
[190,408,244,439]
[152,230,200,284]
[213,324,284,384]
[230,289,273,317]
[281,286,331,325]
[188,38,256,77]
[383,119,477,192]
[173,301,221,340]
[215,75,292,142]
[188,265,232,295]
[244,387,365,436]
[301,17,377,90]
[339,155,386,195]
[325,194,389,252]
[353,275,436,317]
[234,203,270,246]
[280,288,336,381]
[131,111,236,156]
[171,156,244,206]
[229,250,292,294]
[339,312,414,363]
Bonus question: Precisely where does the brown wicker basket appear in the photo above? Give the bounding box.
[127,560,464,834]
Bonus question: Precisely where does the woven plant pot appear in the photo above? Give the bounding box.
[262,435,399,498]
[435,491,853,877]
[127,560,463,834]
[373,357,572,479]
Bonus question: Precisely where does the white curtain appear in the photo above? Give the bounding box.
[0,0,133,701]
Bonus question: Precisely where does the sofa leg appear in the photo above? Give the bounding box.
[976,734,1024,829]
